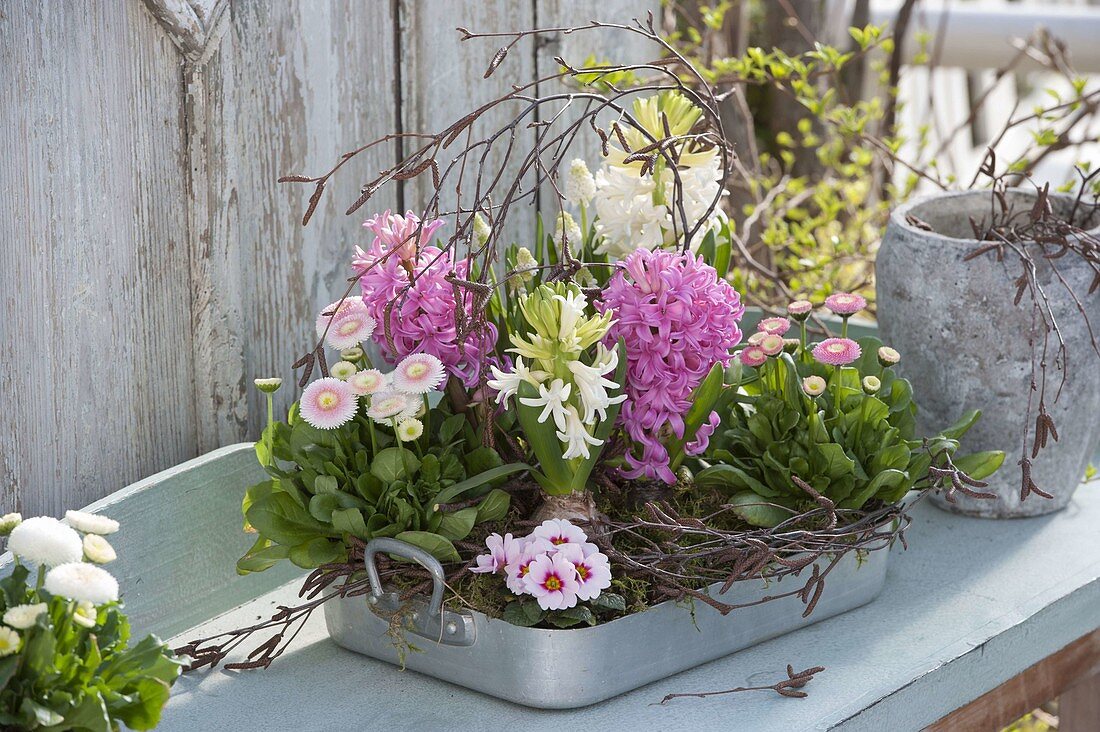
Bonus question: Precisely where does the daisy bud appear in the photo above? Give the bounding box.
[0,513,22,536]
[72,601,98,629]
[878,346,901,367]
[329,361,358,381]
[397,418,424,442]
[862,376,882,394]
[254,378,283,394]
[83,534,117,564]
[339,347,364,362]
[783,338,801,354]
[747,332,767,345]
[787,300,814,322]
[802,375,827,396]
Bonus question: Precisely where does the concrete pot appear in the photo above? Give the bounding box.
[877,190,1100,517]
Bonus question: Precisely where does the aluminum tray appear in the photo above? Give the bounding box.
[324,538,889,709]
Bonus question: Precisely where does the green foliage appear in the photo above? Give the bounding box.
[501,592,626,629]
[239,401,526,571]
[0,566,182,731]
[701,337,1003,525]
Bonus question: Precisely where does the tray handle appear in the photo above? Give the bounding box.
[362,537,475,646]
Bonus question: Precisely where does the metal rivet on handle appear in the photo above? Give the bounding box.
[446,621,457,634]
[411,612,419,622]
[368,596,378,605]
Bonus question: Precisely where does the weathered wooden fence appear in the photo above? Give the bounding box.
[0,0,652,517]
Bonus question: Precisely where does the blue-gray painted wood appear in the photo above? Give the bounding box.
[134,445,1100,730]
[1,444,302,641]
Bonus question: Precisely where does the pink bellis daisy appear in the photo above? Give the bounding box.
[757,317,791,336]
[348,368,386,396]
[299,378,359,429]
[366,392,417,423]
[599,248,744,484]
[738,346,767,368]
[759,334,785,357]
[523,552,581,610]
[392,353,446,394]
[812,338,862,366]
[823,292,867,316]
[316,297,377,351]
[354,214,497,388]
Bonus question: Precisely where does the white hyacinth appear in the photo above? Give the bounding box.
[8,517,84,567]
[44,562,120,606]
[592,164,666,258]
[553,211,583,255]
[0,627,20,657]
[518,378,572,432]
[567,345,627,423]
[3,603,47,630]
[564,158,596,205]
[83,534,117,564]
[486,356,550,405]
[65,510,119,536]
[556,405,603,460]
[473,212,492,246]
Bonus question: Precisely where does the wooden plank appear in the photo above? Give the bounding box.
[1061,670,1100,732]
[152,460,1100,730]
[0,0,199,517]
[188,1,399,448]
[533,1,661,211]
[397,0,536,243]
[925,630,1100,731]
[0,443,301,640]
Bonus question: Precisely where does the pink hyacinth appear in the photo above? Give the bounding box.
[757,317,791,336]
[353,215,497,388]
[823,292,867,316]
[812,338,862,366]
[599,248,744,485]
[361,210,446,265]
[523,552,581,611]
[299,377,359,430]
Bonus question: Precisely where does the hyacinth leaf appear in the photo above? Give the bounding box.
[667,361,725,470]
[953,450,1006,481]
[395,531,461,563]
[516,381,574,495]
[429,463,528,510]
[726,491,792,528]
[698,228,717,264]
[568,339,628,494]
[713,227,732,279]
